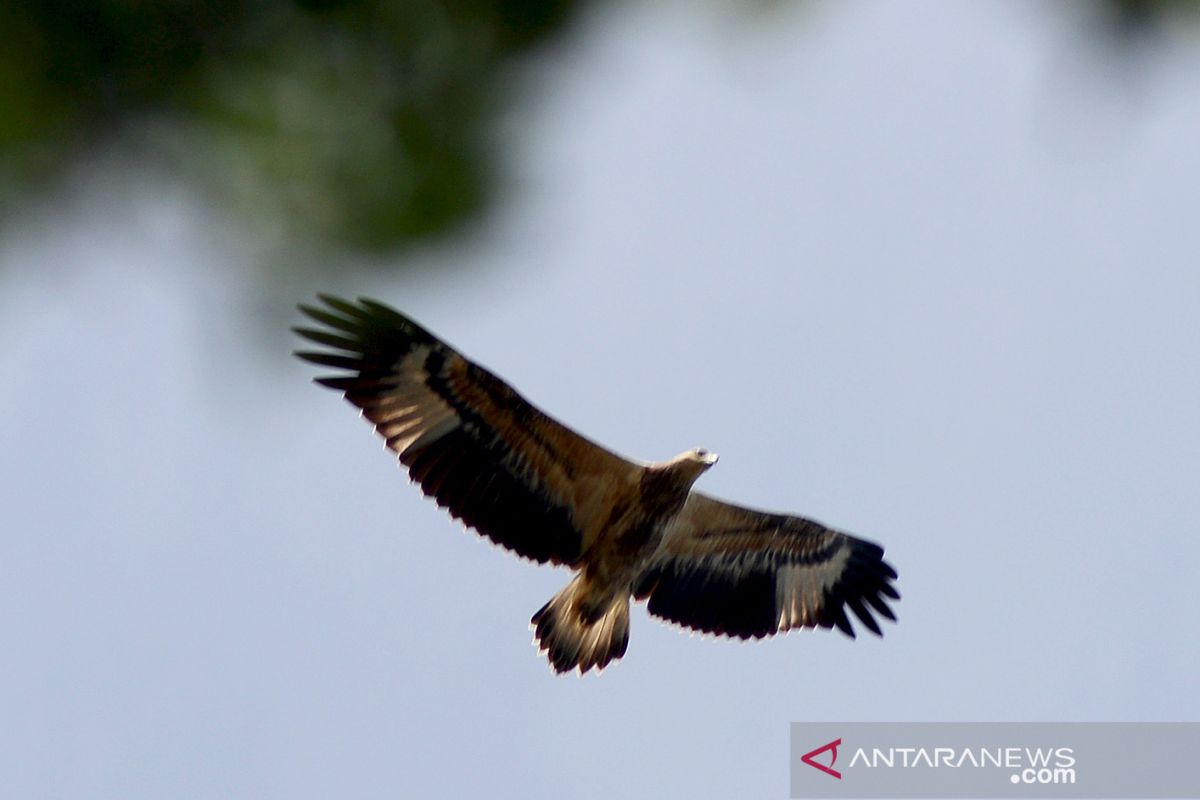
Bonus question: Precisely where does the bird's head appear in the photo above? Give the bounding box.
[692,447,719,467]
[673,447,719,473]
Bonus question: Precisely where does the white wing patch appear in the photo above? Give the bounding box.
[367,346,463,455]
[775,546,851,630]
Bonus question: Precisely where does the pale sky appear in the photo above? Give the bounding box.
[3,2,1199,798]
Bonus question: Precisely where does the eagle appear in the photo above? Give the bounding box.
[294,295,898,674]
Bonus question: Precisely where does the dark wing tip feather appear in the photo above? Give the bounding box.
[356,296,425,330]
[314,293,370,319]
[292,296,441,383]
[818,540,899,639]
[313,376,373,391]
[294,351,364,370]
[865,591,897,622]
[292,327,360,352]
[297,305,363,334]
[829,603,856,638]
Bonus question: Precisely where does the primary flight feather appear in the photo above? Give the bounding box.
[294,295,899,674]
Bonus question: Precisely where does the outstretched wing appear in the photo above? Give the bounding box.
[294,295,643,566]
[633,492,898,639]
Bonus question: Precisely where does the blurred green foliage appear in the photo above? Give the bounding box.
[0,0,1196,262]
[0,0,579,256]
[1113,0,1200,27]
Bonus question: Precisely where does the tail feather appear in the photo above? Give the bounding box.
[531,577,630,675]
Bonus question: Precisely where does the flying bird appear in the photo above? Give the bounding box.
[294,296,898,674]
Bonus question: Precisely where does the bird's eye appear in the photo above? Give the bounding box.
[695,449,708,458]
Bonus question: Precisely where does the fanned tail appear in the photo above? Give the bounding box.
[531,576,630,675]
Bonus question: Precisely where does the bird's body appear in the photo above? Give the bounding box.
[295,296,899,674]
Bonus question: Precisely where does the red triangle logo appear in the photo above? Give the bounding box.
[801,738,842,779]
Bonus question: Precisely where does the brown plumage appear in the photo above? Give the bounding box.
[294,295,899,674]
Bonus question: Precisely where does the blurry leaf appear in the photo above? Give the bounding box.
[0,0,582,261]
